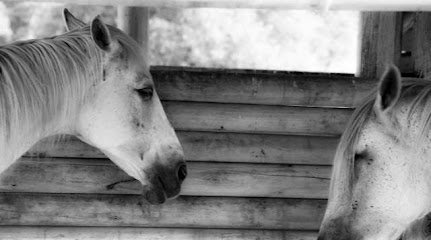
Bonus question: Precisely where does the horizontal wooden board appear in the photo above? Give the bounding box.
[27,132,339,165]
[6,0,431,10]
[0,193,326,230]
[0,227,317,240]
[152,66,375,108]
[163,101,352,135]
[0,158,331,199]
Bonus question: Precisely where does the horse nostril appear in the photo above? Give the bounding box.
[177,164,187,182]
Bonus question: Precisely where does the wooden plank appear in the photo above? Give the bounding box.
[413,13,431,78]
[0,226,318,240]
[0,158,331,199]
[359,12,402,78]
[0,193,326,230]
[27,132,339,165]
[5,0,431,10]
[151,67,375,108]
[117,7,149,60]
[400,13,415,76]
[402,12,416,34]
[163,101,352,136]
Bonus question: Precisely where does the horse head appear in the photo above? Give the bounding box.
[318,66,431,239]
[63,10,187,204]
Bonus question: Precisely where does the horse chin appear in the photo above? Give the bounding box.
[142,176,182,205]
[143,186,167,205]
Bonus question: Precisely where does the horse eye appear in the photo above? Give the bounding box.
[353,152,365,180]
[136,87,153,100]
[354,153,364,162]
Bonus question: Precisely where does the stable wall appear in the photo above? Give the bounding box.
[0,66,377,240]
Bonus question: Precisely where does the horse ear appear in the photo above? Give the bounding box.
[90,16,112,52]
[375,65,402,113]
[63,8,86,31]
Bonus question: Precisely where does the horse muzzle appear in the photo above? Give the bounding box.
[143,161,187,204]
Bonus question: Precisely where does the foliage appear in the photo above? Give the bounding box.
[0,2,359,73]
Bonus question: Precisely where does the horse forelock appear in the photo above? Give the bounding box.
[328,90,375,203]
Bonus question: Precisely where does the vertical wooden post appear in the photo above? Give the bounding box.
[117,6,150,62]
[399,12,415,76]
[359,12,402,78]
[412,13,431,78]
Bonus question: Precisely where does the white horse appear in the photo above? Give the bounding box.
[0,9,187,204]
[318,65,431,239]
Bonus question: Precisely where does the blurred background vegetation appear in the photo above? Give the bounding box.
[0,1,359,73]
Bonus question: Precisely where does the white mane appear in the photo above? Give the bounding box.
[0,28,103,162]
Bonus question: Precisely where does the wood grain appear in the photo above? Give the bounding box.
[27,132,339,165]
[0,193,326,230]
[163,101,352,136]
[117,7,149,59]
[360,12,402,78]
[0,227,318,240]
[0,158,331,199]
[152,66,375,108]
[413,13,431,78]
[400,12,415,75]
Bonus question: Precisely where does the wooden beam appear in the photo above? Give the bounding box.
[0,157,331,199]
[151,67,376,108]
[400,13,415,75]
[413,13,431,78]
[359,12,402,78]
[162,101,352,136]
[0,193,326,230]
[117,6,150,61]
[4,0,431,10]
[0,227,318,240]
[27,132,339,165]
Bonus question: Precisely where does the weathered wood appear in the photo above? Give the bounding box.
[4,0,431,10]
[413,13,431,78]
[151,67,375,108]
[0,158,331,199]
[162,101,351,136]
[0,227,318,240]
[117,7,149,60]
[360,12,402,78]
[400,13,415,75]
[0,193,326,230]
[27,132,339,165]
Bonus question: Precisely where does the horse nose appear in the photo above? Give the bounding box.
[151,159,186,198]
[177,163,187,182]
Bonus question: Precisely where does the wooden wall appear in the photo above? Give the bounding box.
[0,66,377,240]
[1,10,424,239]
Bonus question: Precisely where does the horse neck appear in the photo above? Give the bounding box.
[0,35,101,171]
[0,109,74,168]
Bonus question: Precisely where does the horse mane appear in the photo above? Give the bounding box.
[328,78,431,203]
[0,25,143,151]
